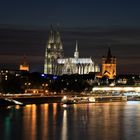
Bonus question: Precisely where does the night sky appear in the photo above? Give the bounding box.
[0,0,140,74]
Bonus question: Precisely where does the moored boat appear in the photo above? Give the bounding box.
[61,95,127,104]
[61,96,96,104]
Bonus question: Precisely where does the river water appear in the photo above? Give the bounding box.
[0,101,140,140]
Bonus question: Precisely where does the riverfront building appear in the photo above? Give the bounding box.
[102,48,116,79]
[44,27,100,75]
[44,26,63,75]
[57,41,100,74]
[19,56,29,71]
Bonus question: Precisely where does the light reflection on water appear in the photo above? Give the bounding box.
[23,104,37,140]
[0,102,140,140]
[61,110,67,140]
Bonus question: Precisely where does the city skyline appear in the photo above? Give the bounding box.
[0,1,140,140]
[0,26,140,74]
[0,0,140,73]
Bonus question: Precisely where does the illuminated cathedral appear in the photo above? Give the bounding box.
[44,27,100,75]
[44,26,63,74]
[57,41,100,74]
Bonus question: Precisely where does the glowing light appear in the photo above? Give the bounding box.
[62,96,67,100]
[53,76,58,80]
[61,110,67,140]
[62,104,67,108]
[89,97,95,102]
[92,86,140,92]
[15,105,20,110]
[113,87,122,91]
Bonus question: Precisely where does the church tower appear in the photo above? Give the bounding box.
[44,26,63,74]
[102,48,116,79]
[19,56,29,71]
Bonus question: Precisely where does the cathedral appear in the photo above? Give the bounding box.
[57,41,100,74]
[44,26,63,74]
[44,27,100,75]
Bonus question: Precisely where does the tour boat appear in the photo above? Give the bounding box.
[61,95,127,104]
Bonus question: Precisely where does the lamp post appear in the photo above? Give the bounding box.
[42,83,48,95]
[24,82,31,93]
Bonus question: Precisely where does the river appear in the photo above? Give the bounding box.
[0,101,140,140]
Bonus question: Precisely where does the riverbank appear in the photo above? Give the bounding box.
[0,96,63,106]
[0,94,140,106]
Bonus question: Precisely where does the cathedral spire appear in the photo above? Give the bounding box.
[44,25,63,74]
[74,40,79,59]
[48,25,55,43]
[76,40,78,52]
[55,27,61,43]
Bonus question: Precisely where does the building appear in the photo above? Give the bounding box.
[102,48,116,79]
[57,41,100,75]
[44,27,100,75]
[44,26,63,74]
[19,56,29,71]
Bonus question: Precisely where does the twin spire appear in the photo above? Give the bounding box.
[48,25,62,44]
[49,25,80,59]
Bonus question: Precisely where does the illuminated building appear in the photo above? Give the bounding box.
[19,56,29,71]
[57,41,100,74]
[44,26,63,74]
[44,27,100,75]
[102,48,116,79]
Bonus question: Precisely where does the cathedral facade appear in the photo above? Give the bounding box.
[57,41,100,74]
[44,27,100,75]
[44,26,63,74]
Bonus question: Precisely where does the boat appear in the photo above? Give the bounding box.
[61,96,96,104]
[61,95,127,104]
[61,96,75,104]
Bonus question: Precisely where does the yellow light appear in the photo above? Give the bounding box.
[93,86,140,92]
[134,87,140,92]
[113,87,122,91]
[63,96,67,100]
[89,97,95,102]
[15,105,20,109]
[62,104,67,108]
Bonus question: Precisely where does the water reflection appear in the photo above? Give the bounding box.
[0,102,140,140]
[61,110,67,140]
[23,104,37,140]
[4,115,11,140]
[52,103,57,140]
[40,104,49,140]
[123,102,140,140]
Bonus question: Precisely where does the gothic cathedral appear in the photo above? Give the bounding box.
[44,26,63,74]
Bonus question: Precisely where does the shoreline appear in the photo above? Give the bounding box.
[0,96,63,106]
[0,94,140,106]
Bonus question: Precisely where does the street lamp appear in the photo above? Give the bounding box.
[42,83,48,95]
[24,82,31,93]
[25,82,31,89]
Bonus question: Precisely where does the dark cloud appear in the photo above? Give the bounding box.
[0,26,140,74]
